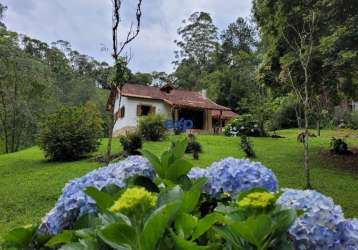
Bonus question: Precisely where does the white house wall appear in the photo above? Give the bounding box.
[113,96,172,134]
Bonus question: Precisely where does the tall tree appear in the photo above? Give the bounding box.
[221,17,257,57]
[173,12,218,90]
[0,2,6,28]
[174,12,218,67]
[106,0,143,164]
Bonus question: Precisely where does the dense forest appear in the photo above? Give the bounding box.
[0,0,357,153]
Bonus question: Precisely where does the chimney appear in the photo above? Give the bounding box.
[201,89,207,98]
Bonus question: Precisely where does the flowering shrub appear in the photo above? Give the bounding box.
[224,114,263,137]
[278,189,358,249]
[2,140,358,250]
[188,157,278,197]
[39,155,155,235]
[110,186,157,214]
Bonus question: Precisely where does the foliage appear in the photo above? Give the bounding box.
[174,12,218,68]
[0,9,111,153]
[186,140,202,160]
[38,103,102,161]
[141,138,193,184]
[214,189,296,249]
[138,114,167,141]
[120,130,143,156]
[185,135,202,160]
[2,130,358,237]
[240,135,256,158]
[2,135,358,249]
[224,114,263,137]
[330,137,349,155]
[271,96,300,130]
[348,111,358,130]
[38,155,155,235]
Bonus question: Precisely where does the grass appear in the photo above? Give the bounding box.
[0,129,357,237]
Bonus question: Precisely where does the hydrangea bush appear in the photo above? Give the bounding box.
[278,189,358,249]
[2,140,358,250]
[188,157,278,197]
[39,156,155,235]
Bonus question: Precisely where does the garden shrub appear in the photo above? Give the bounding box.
[330,137,349,155]
[186,140,202,160]
[240,135,256,158]
[138,114,167,141]
[224,114,264,137]
[38,103,102,161]
[119,130,142,156]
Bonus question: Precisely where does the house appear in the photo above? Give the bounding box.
[107,83,237,136]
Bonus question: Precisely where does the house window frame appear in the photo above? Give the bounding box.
[137,104,156,116]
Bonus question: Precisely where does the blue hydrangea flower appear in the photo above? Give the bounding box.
[188,157,278,197]
[337,219,358,249]
[39,156,155,235]
[277,189,351,250]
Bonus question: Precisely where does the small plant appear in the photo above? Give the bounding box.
[185,134,202,160]
[189,141,202,160]
[138,114,167,141]
[119,130,142,156]
[38,103,102,161]
[240,135,256,158]
[330,137,349,155]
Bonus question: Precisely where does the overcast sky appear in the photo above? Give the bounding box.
[2,0,252,73]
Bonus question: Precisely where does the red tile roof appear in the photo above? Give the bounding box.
[120,84,231,111]
[212,110,238,119]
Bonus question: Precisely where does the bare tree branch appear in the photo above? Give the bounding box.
[114,0,143,57]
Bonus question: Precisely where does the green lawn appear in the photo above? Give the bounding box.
[0,129,357,237]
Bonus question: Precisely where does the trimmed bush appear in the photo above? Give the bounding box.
[224,114,264,136]
[119,130,142,156]
[330,137,349,155]
[240,135,256,158]
[138,114,167,141]
[38,103,102,161]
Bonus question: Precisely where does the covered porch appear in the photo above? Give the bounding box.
[170,106,236,134]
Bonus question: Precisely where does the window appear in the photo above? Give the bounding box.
[116,106,125,119]
[137,105,156,116]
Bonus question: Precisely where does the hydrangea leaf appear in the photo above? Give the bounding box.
[166,159,193,181]
[172,138,188,160]
[181,178,206,213]
[191,212,225,240]
[84,187,114,212]
[3,224,38,248]
[174,212,198,239]
[170,230,211,250]
[140,200,182,250]
[46,230,75,248]
[98,222,136,250]
[140,149,164,177]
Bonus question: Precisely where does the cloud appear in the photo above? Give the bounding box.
[2,0,251,73]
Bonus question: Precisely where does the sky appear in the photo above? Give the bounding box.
[2,0,252,73]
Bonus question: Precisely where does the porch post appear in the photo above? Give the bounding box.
[219,110,223,133]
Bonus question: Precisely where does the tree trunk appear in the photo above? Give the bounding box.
[295,104,302,129]
[316,116,321,137]
[303,84,312,189]
[106,97,116,164]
